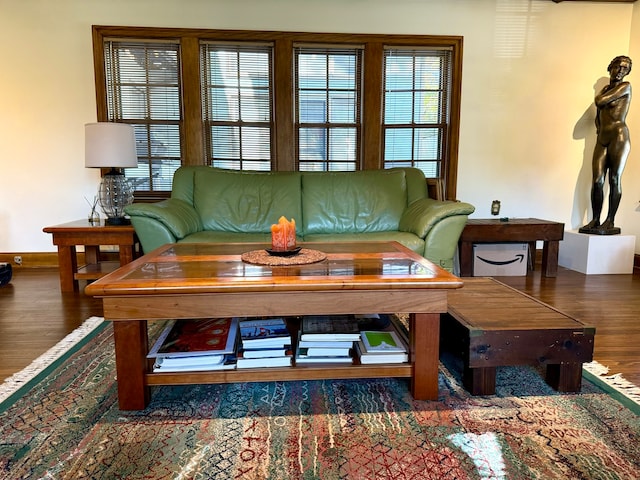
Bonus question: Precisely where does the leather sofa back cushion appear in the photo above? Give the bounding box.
[301,170,407,234]
[194,169,302,233]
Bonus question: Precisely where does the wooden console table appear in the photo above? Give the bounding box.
[458,218,564,277]
[43,219,139,293]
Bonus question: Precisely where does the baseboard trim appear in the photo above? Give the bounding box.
[0,252,119,269]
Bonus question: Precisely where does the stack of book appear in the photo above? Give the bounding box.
[295,315,366,364]
[355,320,408,364]
[148,317,239,372]
[237,317,293,368]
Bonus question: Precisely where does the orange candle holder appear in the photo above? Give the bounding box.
[271,216,296,251]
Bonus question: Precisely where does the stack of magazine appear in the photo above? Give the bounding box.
[237,317,293,368]
[148,318,239,372]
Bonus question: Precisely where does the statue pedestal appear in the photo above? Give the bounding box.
[559,230,635,274]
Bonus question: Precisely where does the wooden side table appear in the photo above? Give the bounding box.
[458,218,564,277]
[43,220,139,293]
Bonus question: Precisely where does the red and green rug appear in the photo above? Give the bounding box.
[0,318,638,479]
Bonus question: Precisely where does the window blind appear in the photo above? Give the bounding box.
[294,46,362,172]
[200,42,273,171]
[104,40,182,191]
[382,48,452,177]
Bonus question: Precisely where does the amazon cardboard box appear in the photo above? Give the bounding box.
[473,243,528,276]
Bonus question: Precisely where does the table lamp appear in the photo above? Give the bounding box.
[85,122,138,225]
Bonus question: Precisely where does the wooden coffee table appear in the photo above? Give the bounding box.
[85,241,463,410]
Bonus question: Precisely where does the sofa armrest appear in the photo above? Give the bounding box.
[124,199,203,253]
[399,198,475,272]
[399,198,475,239]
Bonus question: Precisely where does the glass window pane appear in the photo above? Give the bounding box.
[299,94,326,123]
[328,92,355,123]
[414,128,439,160]
[212,125,240,158]
[384,128,412,161]
[329,128,356,161]
[385,91,413,124]
[240,89,271,122]
[210,87,239,121]
[241,126,271,160]
[414,91,440,124]
[299,128,327,161]
[414,56,442,90]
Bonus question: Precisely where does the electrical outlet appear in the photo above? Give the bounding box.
[13,256,22,265]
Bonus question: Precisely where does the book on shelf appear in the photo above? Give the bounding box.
[354,319,409,364]
[299,315,360,342]
[299,314,391,342]
[152,354,237,372]
[360,330,406,353]
[297,345,353,357]
[236,355,292,369]
[297,339,355,349]
[354,341,408,364]
[295,349,353,365]
[147,317,239,359]
[239,317,292,348]
[237,345,293,359]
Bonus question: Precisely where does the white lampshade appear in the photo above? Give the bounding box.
[85,122,137,168]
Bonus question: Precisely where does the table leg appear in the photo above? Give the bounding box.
[119,244,134,265]
[57,245,78,292]
[546,362,583,392]
[410,312,440,400]
[541,240,559,277]
[112,321,150,410]
[458,241,473,277]
[85,245,100,265]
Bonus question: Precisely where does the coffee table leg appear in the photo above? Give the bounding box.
[112,321,150,410]
[410,313,440,400]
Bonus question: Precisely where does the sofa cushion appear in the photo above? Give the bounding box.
[179,231,273,244]
[303,232,424,255]
[301,170,407,235]
[193,168,302,233]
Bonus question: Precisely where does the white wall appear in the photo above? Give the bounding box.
[1,0,639,253]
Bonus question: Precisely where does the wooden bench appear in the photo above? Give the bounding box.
[441,277,595,395]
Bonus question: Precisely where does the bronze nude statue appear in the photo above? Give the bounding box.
[580,55,632,235]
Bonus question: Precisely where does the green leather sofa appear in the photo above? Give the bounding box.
[124,166,475,272]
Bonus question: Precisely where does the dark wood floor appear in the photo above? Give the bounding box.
[1,266,638,386]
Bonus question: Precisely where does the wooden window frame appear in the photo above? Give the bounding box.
[92,26,463,200]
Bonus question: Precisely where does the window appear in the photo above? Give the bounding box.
[201,43,273,170]
[295,46,362,171]
[93,27,462,200]
[103,40,182,192]
[383,48,452,177]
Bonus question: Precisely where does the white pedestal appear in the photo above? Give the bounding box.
[559,230,635,274]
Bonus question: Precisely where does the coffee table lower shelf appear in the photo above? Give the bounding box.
[146,364,413,387]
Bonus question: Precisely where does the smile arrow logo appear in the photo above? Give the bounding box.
[476,254,525,266]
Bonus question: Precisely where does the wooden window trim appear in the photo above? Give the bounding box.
[92,26,463,200]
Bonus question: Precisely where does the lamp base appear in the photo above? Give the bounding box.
[105,216,131,226]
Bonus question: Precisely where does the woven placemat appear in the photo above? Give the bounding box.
[241,248,327,266]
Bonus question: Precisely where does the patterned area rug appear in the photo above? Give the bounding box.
[0,318,638,479]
